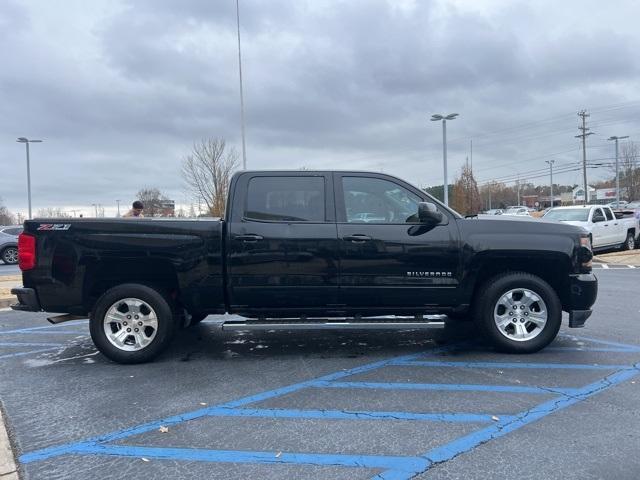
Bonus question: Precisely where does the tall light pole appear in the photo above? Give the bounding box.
[16,137,43,219]
[236,0,247,170]
[430,113,459,206]
[116,200,121,217]
[608,135,629,209]
[545,160,555,208]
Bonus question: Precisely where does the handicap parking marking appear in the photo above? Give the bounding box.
[17,334,640,480]
[0,320,89,360]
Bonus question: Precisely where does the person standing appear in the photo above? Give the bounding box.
[123,201,144,218]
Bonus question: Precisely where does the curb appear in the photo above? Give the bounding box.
[0,405,19,479]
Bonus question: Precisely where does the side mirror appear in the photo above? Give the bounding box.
[418,202,443,224]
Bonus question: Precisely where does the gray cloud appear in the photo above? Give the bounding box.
[1,0,639,216]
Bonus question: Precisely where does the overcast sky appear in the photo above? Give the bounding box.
[1,0,639,217]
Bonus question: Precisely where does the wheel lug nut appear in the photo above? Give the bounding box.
[135,315,139,319]
[138,321,143,326]
[127,315,131,319]
[513,306,517,309]
[123,322,127,326]
[520,318,525,323]
[509,312,513,316]
[520,305,525,310]
[134,328,139,332]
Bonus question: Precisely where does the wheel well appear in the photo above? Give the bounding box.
[84,259,179,312]
[470,258,571,312]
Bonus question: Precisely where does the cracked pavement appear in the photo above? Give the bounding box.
[1,268,639,479]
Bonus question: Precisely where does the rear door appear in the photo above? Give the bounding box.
[226,172,339,312]
[334,173,461,311]
[590,207,608,247]
[604,207,624,244]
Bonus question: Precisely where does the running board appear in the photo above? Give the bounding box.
[221,316,447,331]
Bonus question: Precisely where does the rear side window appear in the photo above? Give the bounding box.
[604,208,614,221]
[245,177,325,222]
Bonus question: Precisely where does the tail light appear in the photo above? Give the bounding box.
[18,233,36,271]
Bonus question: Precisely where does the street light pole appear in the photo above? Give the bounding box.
[16,137,43,219]
[430,113,459,206]
[236,0,247,170]
[545,160,555,208]
[116,200,121,217]
[608,136,629,208]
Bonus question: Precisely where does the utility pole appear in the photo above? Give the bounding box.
[608,136,629,208]
[516,175,520,206]
[116,200,121,217]
[470,139,473,171]
[575,111,594,205]
[92,204,98,217]
[545,160,555,208]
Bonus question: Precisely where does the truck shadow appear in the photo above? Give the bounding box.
[164,320,484,363]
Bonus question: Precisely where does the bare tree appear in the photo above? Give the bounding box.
[181,138,239,217]
[620,142,640,201]
[0,198,16,225]
[36,207,71,218]
[451,164,481,215]
[135,188,168,217]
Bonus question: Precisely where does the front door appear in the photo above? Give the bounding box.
[226,173,339,312]
[335,173,461,311]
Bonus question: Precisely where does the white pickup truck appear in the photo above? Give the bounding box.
[543,205,639,251]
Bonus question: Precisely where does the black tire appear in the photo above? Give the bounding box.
[622,232,635,251]
[473,272,562,354]
[1,246,18,265]
[90,283,177,364]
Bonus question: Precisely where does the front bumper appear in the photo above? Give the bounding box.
[10,287,42,312]
[567,273,598,328]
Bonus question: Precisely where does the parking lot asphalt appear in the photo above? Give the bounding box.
[1,269,639,480]
[0,265,20,277]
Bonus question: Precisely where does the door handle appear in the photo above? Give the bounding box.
[343,234,372,243]
[235,234,264,242]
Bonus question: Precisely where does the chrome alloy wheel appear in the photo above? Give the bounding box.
[493,288,547,342]
[3,247,18,264]
[103,298,158,351]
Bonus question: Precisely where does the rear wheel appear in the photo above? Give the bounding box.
[1,247,18,265]
[622,232,635,251]
[90,284,177,364]
[474,272,562,353]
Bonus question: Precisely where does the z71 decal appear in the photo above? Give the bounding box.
[37,224,71,231]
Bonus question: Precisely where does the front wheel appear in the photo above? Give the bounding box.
[1,247,18,265]
[474,272,562,353]
[90,284,177,364]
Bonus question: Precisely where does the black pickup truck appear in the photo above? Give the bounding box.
[12,171,597,363]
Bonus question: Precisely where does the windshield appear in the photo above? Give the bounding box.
[543,208,590,221]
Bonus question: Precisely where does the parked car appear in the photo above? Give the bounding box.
[484,209,503,215]
[606,200,628,209]
[0,226,23,264]
[12,170,597,363]
[543,205,639,250]
[503,207,531,217]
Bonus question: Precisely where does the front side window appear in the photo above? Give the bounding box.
[245,176,325,222]
[342,177,422,224]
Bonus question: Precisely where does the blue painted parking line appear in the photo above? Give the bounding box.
[204,407,511,423]
[392,359,630,370]
[313,380,576,395]
[0,342,64,347]
[0,347,62,360]
[0,320,88,335]
[16,335,640,480]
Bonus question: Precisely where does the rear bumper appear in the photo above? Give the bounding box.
[567,273,598,328]
[10,287,42,312]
